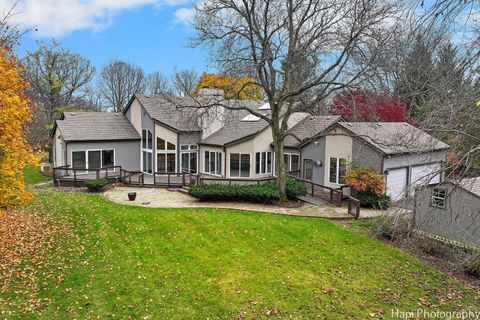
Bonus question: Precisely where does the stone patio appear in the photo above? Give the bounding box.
[103,186,411,219]
[104,186,355,219]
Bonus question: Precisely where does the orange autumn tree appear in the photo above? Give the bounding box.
[194,73,263,100]
[344,165,385,195]
[0,46,38,208]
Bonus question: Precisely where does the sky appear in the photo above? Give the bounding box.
[1,0,211,76]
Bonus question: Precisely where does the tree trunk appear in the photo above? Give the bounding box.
[272,128,287,202]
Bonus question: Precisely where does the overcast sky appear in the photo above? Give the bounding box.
[0,0,210,75]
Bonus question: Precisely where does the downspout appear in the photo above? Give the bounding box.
[223,146,227,178]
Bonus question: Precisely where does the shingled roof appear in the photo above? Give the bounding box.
[283,115,342,148]
[457,177,480,198]
[337,122,450,155]
[200,101,270,146]
[134,94,202,132]
[56,112,140,141]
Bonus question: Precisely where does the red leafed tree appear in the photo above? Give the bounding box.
[330,89,417,125]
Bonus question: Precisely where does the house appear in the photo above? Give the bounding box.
[414,177,480,246]
[52,89,449,198]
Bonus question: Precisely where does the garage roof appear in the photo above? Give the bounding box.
[338,122,450,155]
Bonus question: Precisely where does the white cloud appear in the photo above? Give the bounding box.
[0,0,191,37]
[174,7,195,26]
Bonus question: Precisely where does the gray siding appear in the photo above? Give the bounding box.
[384,150,447,169]
[66,140,141,171]
[414,183,480,246]
[300,136,326,184]
[352,139,383,172]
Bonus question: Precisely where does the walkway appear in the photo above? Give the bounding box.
[104,186,354,219]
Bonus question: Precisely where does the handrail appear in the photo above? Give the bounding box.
[287,174,343,206]
[347,196,361,218]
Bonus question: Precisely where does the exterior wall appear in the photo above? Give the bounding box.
[352,139,383,172]
[199,106,225,139]
[65,140,141,171]
[286,112,309,129]
[384,150,447,169]
[300,136,326,183]
[414,183,480,246]
[125,98,142,134]
[54,127,66,167]
[199,145,225,177]
[323,127,353,188]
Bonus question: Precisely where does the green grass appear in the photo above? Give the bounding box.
[23,166,51,184]
[5,190,480,319]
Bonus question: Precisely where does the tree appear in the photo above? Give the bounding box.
[23,40,96,123]
[98,59,145,112]
[194,73,263,100]
[190,0,398,201]
[144,72,170,95]
[0,46,38,208]
[330,89,417,124]
[171,67,198,97]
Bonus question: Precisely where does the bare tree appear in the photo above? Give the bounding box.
[171,67,198,96]
[0,1,27,48]
[189,0,399,200]
[98,59,145,112]
[144,71,170,95]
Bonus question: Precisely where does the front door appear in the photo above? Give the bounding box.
[304,159,313,181]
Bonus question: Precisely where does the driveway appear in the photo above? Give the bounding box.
[104,186,354,219]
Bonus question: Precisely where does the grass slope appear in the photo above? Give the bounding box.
[3,190,479,319]
[23,167,51,185]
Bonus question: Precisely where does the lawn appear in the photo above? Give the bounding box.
[2,189,479,319]
[23,167,51,184]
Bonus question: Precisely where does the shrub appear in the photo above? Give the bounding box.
[345,165,385,195]
[463,253,480,278]
[188,179,307,203]
[372,215,411,240]
[354,190,393,209]
[285,179,308,198]
[85,178,108,192]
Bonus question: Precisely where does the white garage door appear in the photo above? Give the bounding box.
[386,167,408,200]
[410,163,441,192]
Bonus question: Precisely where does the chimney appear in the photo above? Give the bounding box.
[197,87,225,99]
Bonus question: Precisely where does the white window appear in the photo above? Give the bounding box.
[71,149,115,172]
[142,129,153,174]
[156,137,176,173]
[329,157,347,184]
[230,153,251,177]
[181,144,197,173]
[431,188,446,208]
[283,153,300,172]
[255,151,272,174]
[204,151,222,175]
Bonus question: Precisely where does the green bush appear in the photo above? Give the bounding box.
[85,178,108,192]
[372,215,411,240]
[188,179,307,203]
[353,190,393,209]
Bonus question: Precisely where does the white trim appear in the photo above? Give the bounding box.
[255,151,273,175]
[204,150,222,176]
[70,148,116,175]
[328,157,347,185]
[180,150,198,173]
[283,153,300,172]
[229,152,252,178]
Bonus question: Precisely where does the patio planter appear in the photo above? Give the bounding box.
[128,192,137,201]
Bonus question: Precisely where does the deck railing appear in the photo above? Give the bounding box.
[287,175,343,207]
[152,171,201,188]
[199,176,276,185]
[53,165,122,186]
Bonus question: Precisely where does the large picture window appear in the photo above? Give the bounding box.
[230,153,251,177]
[329,157,347,184]
[142,129,153,174]
[72,149,115,172]
[255,151,272,174]
[156,137,176,173]
[204,151,222,175]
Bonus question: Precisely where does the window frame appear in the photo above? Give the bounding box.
[230,153,251,178]
[430,188,447,209]
[71,149,116,174]
[329,157,347,184]
[156,137,177,173]
[283,153,300,172]
[255,151,273,175]
[204,151,222,176]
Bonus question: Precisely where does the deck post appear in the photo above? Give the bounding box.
[168,174,170,188]
[330,189,333,203]
[52,168,56,181]
[182,172,185,186]
[106,169,108,180]
[311,183,314,196]
[153,173,156,186]
[74,169,77,187]
[96,169,100,179]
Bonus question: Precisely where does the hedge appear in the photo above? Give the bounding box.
[188,179,307,203]
[85,178,108,192]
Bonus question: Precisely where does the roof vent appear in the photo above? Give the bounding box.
[144,95,150,98]
[114,113,119,116]
[326,116,331,120]
[241,114,261,122]
[259,103,270,110]
[347,122,353,127]
[403,123,409,126]
[70,112,76,116]
[376,123,382,126]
